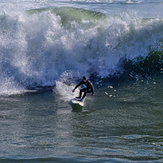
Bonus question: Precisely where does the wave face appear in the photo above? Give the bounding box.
[0,5,163,94]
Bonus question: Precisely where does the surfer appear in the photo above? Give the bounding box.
[72,76,94,101]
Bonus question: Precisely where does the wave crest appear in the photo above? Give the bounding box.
[0,7,163,94]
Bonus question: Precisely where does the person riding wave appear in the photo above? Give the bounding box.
[72,76,94,101]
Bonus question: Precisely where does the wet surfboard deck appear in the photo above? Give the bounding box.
[69,98,84,111]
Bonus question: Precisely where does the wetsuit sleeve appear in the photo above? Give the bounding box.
[88,80,94,93]
[73,81,83,91]
[90,82,94,94]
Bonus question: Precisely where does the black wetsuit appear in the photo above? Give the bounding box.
[74,80,94,100]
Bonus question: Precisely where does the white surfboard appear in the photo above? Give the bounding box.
[70,99,84,106]
[69,98,84,111]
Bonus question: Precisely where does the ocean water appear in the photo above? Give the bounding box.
[1,0,163,162]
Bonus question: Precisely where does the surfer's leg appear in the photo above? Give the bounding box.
[80,88,88,101]
[81,91,86,101]
[76,88,86,99]
[81,89,93,100]
[79,89,83,98]
[76,88,87,100]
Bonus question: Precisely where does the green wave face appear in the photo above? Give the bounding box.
[27,7,107,28]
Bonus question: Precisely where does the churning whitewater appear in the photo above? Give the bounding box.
[0,1,163,95]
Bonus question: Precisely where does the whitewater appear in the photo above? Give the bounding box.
[0,0,163,94]
[1,0,163,162]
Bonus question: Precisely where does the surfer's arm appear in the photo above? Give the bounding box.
[91,89,94,96]
[89,81,94,95]
[72,81,82,92]
[90,86,94,96]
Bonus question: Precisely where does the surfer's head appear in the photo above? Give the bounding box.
[83,76,87,82]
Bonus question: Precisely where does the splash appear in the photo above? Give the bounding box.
[0,6,163,95]
[55,71,81,101]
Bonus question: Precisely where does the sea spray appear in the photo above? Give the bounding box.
[0,7,163,95]
[55,71,81,101]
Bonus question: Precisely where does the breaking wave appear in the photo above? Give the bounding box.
[0,6,163,94]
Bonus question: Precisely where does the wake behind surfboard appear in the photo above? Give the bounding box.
[69,98,84,111]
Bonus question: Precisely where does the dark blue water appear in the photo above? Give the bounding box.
[0,77,163,162]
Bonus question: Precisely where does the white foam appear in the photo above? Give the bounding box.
[0,2,162,95]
